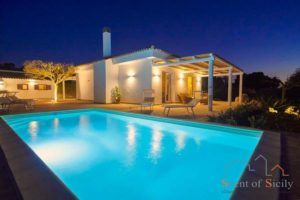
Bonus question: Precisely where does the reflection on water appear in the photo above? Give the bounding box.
[125,124,137,166]
[28,121,38,141]
[194,136,201,145]
[149,127,163,163]
[53,118,60,134]
[175,131,186,153]
[53,118,59,128]
[33,139,91,168]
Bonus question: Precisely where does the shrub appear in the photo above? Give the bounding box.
[208,99,300,133]
[208,100,266,127]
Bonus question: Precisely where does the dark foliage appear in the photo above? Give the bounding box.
[0,63,23,71]
[208,99,300,133]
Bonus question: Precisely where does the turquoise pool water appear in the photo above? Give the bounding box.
[3,109,262,199]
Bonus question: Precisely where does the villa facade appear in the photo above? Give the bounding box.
[0,28,244,111]
[0,70,54,99]
[76,27,244,111]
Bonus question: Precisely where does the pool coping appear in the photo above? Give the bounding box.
[0,108,280,199]
[231,130,281,200]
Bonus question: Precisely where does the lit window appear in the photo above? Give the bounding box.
[34,84,51,90]
[17,84,29,90]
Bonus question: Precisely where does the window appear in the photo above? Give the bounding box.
[34,84,51,90]
[17,84,29,90]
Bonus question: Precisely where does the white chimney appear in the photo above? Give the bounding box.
[102,27,111,57]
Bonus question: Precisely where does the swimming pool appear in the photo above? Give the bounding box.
[2,109,262,199]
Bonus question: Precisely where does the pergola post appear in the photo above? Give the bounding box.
[208,56,214,111]
[62,80,66,100]
[228,66,232,107]
[239,73,243,103]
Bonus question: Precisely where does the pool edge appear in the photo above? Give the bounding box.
[231,130,281,200]
[2,107,263,137]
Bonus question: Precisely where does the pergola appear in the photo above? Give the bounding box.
[152,53,244,111]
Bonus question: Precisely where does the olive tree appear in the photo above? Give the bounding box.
[24,60,75,102]
[280,68,300,101]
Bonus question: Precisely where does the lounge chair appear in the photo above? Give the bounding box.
[162,99,200,118]
[0,97,10,113]
[140,89,155,112]
[7,94,34,110]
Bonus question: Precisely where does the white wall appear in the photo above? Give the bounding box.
[1,78,54,99]
[76,59,118,103]
[76,64,94,100]
[105,59,119,103]
[93,61,106,103]
[118,58,152,103]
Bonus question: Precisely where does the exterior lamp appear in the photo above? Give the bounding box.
[178,74,184,80]
[127,71,136,78]
[28,79,36,86]
[0,78,4,90]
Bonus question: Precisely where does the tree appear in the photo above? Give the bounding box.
[280,68,300,101]
[238,72,281,98]
[23,60,75,102]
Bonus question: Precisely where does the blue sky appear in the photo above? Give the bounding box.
[0,0,299,80]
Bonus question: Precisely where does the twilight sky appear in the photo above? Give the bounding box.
[0,0,299,80]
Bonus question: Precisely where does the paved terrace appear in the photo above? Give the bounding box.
[0,99,234,120]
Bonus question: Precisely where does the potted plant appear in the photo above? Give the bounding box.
[113,86,121,103]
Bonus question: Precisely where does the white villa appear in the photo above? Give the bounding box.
[76,27,244,111]
[0,27,244,111]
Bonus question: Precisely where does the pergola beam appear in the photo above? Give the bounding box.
[198,72,241,77]
[153,56,211,67]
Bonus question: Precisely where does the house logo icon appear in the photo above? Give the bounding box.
[248,154,289,177]
[221,154,293,192]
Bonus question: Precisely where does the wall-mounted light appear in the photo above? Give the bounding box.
[178,73,184,80]
[127,71,136,78]
[127,74,136,78]
[0,78,4,90]
[153,74,161,78]
[28,79,36,86]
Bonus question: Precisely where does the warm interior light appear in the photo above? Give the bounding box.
[0,79,4,90]
[178,73,184,80]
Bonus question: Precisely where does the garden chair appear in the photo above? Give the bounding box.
[7,92,35,110]
[140,89,155,112]
[162,98,200,118]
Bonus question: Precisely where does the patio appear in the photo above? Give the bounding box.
[1,99,236,122]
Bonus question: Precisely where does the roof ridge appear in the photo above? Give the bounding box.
[76,46,175,66]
